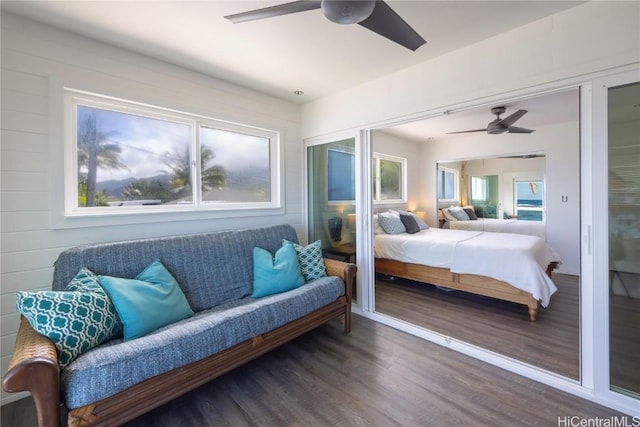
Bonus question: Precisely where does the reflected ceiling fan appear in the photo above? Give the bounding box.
[499,153,545,159]
[224,0,426,51]
[447,106,535,135]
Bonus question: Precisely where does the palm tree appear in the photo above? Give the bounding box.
[77,110,128,206]
[163,145,225,197]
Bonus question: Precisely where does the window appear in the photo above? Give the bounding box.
[65,90,279,216]
[373,153,406,203]
[437,166,459,203]
[515,179,544,221]
[327,149,355,202]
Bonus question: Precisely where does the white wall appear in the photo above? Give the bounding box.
[1,12,302,404]
[301,1,640,137]
[371,130,421,211]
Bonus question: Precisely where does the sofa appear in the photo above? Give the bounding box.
[2,224,356,427]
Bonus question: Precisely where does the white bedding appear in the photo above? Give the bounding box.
[374,228,560,307]
[447,218,545,239]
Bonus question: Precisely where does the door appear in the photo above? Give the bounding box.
[607,80,640,399]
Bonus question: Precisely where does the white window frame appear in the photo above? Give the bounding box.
[513,178,545,221]
[373,152,407,204]
[437,165,459,205]
[64,89,281,217]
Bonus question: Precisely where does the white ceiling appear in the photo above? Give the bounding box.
[2,1,583,105]
[380,88,580,143]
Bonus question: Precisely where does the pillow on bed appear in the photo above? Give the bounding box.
[441,208,456,222]
[399,213,420,234]
[463,207,478,220]
[378,212,406,234]
[448,206,470,221]
[398,210,428,230]
[372,215,386,235]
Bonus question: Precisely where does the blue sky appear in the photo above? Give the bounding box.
[517,181,543,200]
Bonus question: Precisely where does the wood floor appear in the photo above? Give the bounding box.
[1,316,625,427]
[375,273,580,379]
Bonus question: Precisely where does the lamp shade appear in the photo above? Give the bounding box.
[414,211,427,222]
[321,0,375,24]
[347,213,357,229]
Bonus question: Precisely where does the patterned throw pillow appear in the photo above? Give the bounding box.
[377,212,406,234]
[283,239,327,281]
[16,268,123,368]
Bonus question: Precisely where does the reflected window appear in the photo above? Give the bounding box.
[373,153,406,203]
[328,149,355,202]
[515,180,544,221]
[437,166,459,203]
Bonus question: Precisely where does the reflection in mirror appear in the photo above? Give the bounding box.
[608,82,640,398]
[307,139,357,298]
[372,89,580,381]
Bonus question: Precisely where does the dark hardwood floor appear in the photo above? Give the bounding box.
[375,272,580,379]
[2,315,625,427]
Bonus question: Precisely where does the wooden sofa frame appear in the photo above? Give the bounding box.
[375,258,558,321]
[2,259,356,427]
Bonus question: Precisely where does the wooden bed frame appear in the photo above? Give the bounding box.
[375,258,558,321]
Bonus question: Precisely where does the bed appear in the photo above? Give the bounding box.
[374,228,560,320]
[445,218,546,239]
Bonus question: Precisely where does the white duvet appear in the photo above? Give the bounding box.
[447,218,546,239]
[374,228,561,307]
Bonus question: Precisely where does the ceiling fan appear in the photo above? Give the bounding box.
[447,106,536,135]
[499,153,545,159]
[224,1,426,51]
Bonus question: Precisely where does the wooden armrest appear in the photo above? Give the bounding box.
[3,316,61,427]
[324,258,357,303]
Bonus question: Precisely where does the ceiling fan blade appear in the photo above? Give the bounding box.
[225,1,321,24]
[445,129,488,134]
[358,1,426,51]
[507,126,535,134]
[498,109,528,127]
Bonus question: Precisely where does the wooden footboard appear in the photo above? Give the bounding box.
[375,258,556,321]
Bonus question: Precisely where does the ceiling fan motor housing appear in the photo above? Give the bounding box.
[321,0,376,24]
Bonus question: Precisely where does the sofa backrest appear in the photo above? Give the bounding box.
[52,224,299,312]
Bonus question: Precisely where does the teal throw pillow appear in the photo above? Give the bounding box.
[252,244,304,298]
[98,260,194,341]
[16,268,123,368]
[282,239,327,282]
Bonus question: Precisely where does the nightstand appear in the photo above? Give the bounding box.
[324,243,356,263]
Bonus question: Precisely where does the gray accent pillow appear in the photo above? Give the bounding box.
[400,214,420,234]
[463,207,478,220]
[449,206,470,221]
[399,210,429,230]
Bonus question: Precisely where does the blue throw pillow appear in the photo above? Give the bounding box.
[98,260,194,341]
[282,239,327,282]
[16,268,123,368]
[252,244,304,298]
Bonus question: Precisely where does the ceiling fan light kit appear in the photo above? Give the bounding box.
[224,0,426,51]
[321,0,376,24]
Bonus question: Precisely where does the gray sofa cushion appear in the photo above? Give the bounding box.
[61,276,345,409]
[52,225,298,312]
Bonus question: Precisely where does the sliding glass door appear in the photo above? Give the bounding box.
[307,138,358,299]
[607,80,640,399]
